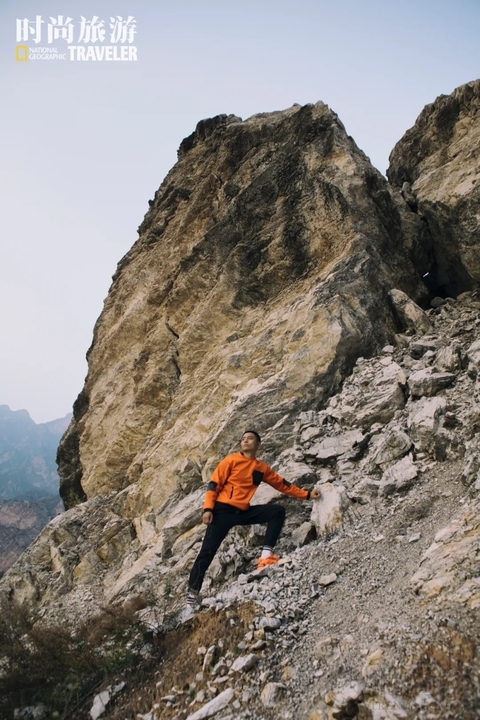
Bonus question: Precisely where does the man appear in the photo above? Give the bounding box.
[186,430,320,607]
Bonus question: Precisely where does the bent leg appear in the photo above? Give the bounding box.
[188,513,232,592]
[237,503,286,549]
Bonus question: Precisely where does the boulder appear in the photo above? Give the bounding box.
[407,396,447,454]
[408,369,456,397]
[379,455,418,496]
[434,344,464,373]
[305,430,366,461]
[371,427,412,469]
[347,477,381,504]
[292,521,316,547]
[333,360,407,429]
[466,339,480,377]
[310,483,349,535]
[409,338,441,359]
[388,289,433,334]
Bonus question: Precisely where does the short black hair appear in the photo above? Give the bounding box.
[242,429,261,443]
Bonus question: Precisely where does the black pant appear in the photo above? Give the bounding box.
[188,501,286,592]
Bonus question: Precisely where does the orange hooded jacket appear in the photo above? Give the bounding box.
[203,451,309,512]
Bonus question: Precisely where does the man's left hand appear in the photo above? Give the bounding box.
[310,488,321,499]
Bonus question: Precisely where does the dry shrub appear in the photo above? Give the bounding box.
[0,596,150,719]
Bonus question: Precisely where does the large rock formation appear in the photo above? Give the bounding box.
[59,102,426,523]
[388,79,480,296]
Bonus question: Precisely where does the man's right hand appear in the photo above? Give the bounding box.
[202,510,213,525]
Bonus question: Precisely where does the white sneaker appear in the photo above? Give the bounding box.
[186,589,200,609]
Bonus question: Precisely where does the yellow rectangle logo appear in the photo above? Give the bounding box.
[16,45,28,61]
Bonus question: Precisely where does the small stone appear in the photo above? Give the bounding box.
[318,573,337,586]
[202,645,216,672]
[260,682,286,707]
[90,690,111,720]
[251,639,266,650]
[361,648,384,677]
[230,653,258,673]
[212,658,228,676]
[408,533,421,543]
[213,676,229,685]
[325,681,365,711]
[314,636,340,662]
[259,617,281,630]
[414,691,435,708]
[185,688,234,720]
[409,338,440,359]
[14,707,46,720]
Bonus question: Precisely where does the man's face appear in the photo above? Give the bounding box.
[241,432,260,452]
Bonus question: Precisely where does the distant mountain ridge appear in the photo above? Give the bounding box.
[0,405,70,574]
[0,404,71,500]
[0,496,62,575]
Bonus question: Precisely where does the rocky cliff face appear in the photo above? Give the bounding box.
[58,102,427,521]
[388,79,480,296]
[1,84,480,720]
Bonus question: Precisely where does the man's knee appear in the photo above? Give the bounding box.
[272,504,286,519]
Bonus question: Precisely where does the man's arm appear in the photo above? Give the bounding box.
[263,467,321,500]
[202,456,233,523]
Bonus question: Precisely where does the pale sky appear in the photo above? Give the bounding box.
[1,0,479,423]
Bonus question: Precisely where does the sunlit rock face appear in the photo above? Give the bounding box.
[388,79,480,296]
[58,102,425,518]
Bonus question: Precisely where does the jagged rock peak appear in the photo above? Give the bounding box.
[388,79,480,294]
[57,99,427,515]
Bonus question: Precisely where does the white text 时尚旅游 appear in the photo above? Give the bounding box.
[68,45,137,60]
